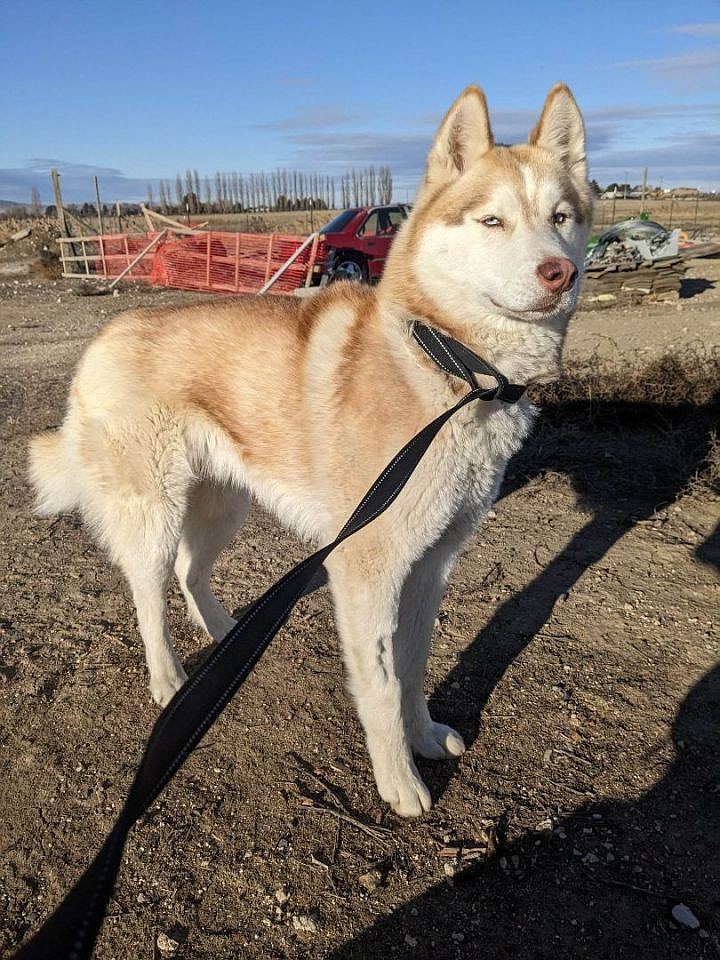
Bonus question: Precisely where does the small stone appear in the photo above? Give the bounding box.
[359,869,382,891]
[583,852,599,864]
[292,914,318,933]
[443,862,459,877]
[156,932,179,954]
[452,932,465,942]
[671,903,700,929]
[404,934,418,948]
[274,887,290,904]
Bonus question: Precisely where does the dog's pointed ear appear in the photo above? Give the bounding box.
[425,86,494,186]
[529,84,587,182]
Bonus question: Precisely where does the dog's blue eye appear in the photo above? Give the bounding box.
[480,216,502,227]
[553,212,569,225]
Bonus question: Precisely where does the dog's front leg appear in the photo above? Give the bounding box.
[328,550,432,817]
[395,538,467,761]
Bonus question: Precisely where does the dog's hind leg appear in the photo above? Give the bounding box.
[99,495,189,709]
[174,482,250,642]
[79,414,192,708]
[328,547,432,818]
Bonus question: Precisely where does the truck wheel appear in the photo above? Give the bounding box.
[331,254,368,283]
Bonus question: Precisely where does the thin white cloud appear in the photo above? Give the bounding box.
[618,47,720,92]
[669,22,720,37]
[257,105,366,131]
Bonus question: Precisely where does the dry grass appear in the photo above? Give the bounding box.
[524,345,720,499]
[592,197,720,233]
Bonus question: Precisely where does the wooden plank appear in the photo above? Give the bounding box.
[259,233,317,294]
[304,232,320,287]
[140,204,208,234]
[51,169,82,272]
[93,176,105,237]
[264,235,274,282]
[108,230,167,289]
[51,170,69,237]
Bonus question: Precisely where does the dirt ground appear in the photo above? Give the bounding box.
[0,258,718,959]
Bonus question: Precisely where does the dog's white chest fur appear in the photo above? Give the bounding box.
[438,398,535,526]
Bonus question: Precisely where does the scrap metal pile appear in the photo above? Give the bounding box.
[582,220,686,305]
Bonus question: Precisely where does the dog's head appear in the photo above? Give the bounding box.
[384,85,592,330]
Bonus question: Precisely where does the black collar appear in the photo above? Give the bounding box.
[411,321,526,404]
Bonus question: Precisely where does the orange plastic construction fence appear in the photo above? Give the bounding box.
[77,230,324,294]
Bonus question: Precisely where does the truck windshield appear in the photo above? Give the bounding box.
[320,209,360,233]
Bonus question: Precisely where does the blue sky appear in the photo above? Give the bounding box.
[1,0,718,203]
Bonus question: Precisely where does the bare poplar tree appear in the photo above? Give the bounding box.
[378,166,393,204]
[30,186,42,216]
[192,170,201,208]
[203,176,212,210]
[174,174,183,212]
[367,166,376,205]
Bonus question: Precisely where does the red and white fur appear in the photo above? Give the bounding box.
[29,85,592,816]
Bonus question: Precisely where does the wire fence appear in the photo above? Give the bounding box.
[593,197,720,233]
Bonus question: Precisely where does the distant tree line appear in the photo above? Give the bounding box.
[148,165,394,215]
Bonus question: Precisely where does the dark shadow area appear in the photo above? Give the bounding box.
[696,521,720,572]
[423,350,719,797]
[680,277,715,299]
[331,667,720,959]
[330,348,719,959]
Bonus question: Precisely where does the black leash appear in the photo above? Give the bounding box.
[15,321,525,960]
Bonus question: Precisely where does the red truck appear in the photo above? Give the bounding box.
[317,204,412,283]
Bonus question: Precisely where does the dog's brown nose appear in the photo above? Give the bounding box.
[537,257,577,293]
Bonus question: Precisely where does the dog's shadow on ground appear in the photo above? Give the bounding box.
[424,382,719,801]
[333,664,720,959]
[329,363,720,958]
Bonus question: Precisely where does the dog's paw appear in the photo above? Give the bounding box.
[208,613,237,643]
[150,667,188,708]
[411,721,466,760]
[376,763,432,818]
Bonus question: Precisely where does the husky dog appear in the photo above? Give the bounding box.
[29,85,591,816]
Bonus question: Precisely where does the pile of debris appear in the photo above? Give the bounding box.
[582,257,686,306]
[582,219,686,306]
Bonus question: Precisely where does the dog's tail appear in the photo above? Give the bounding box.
[28,430,80,516]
